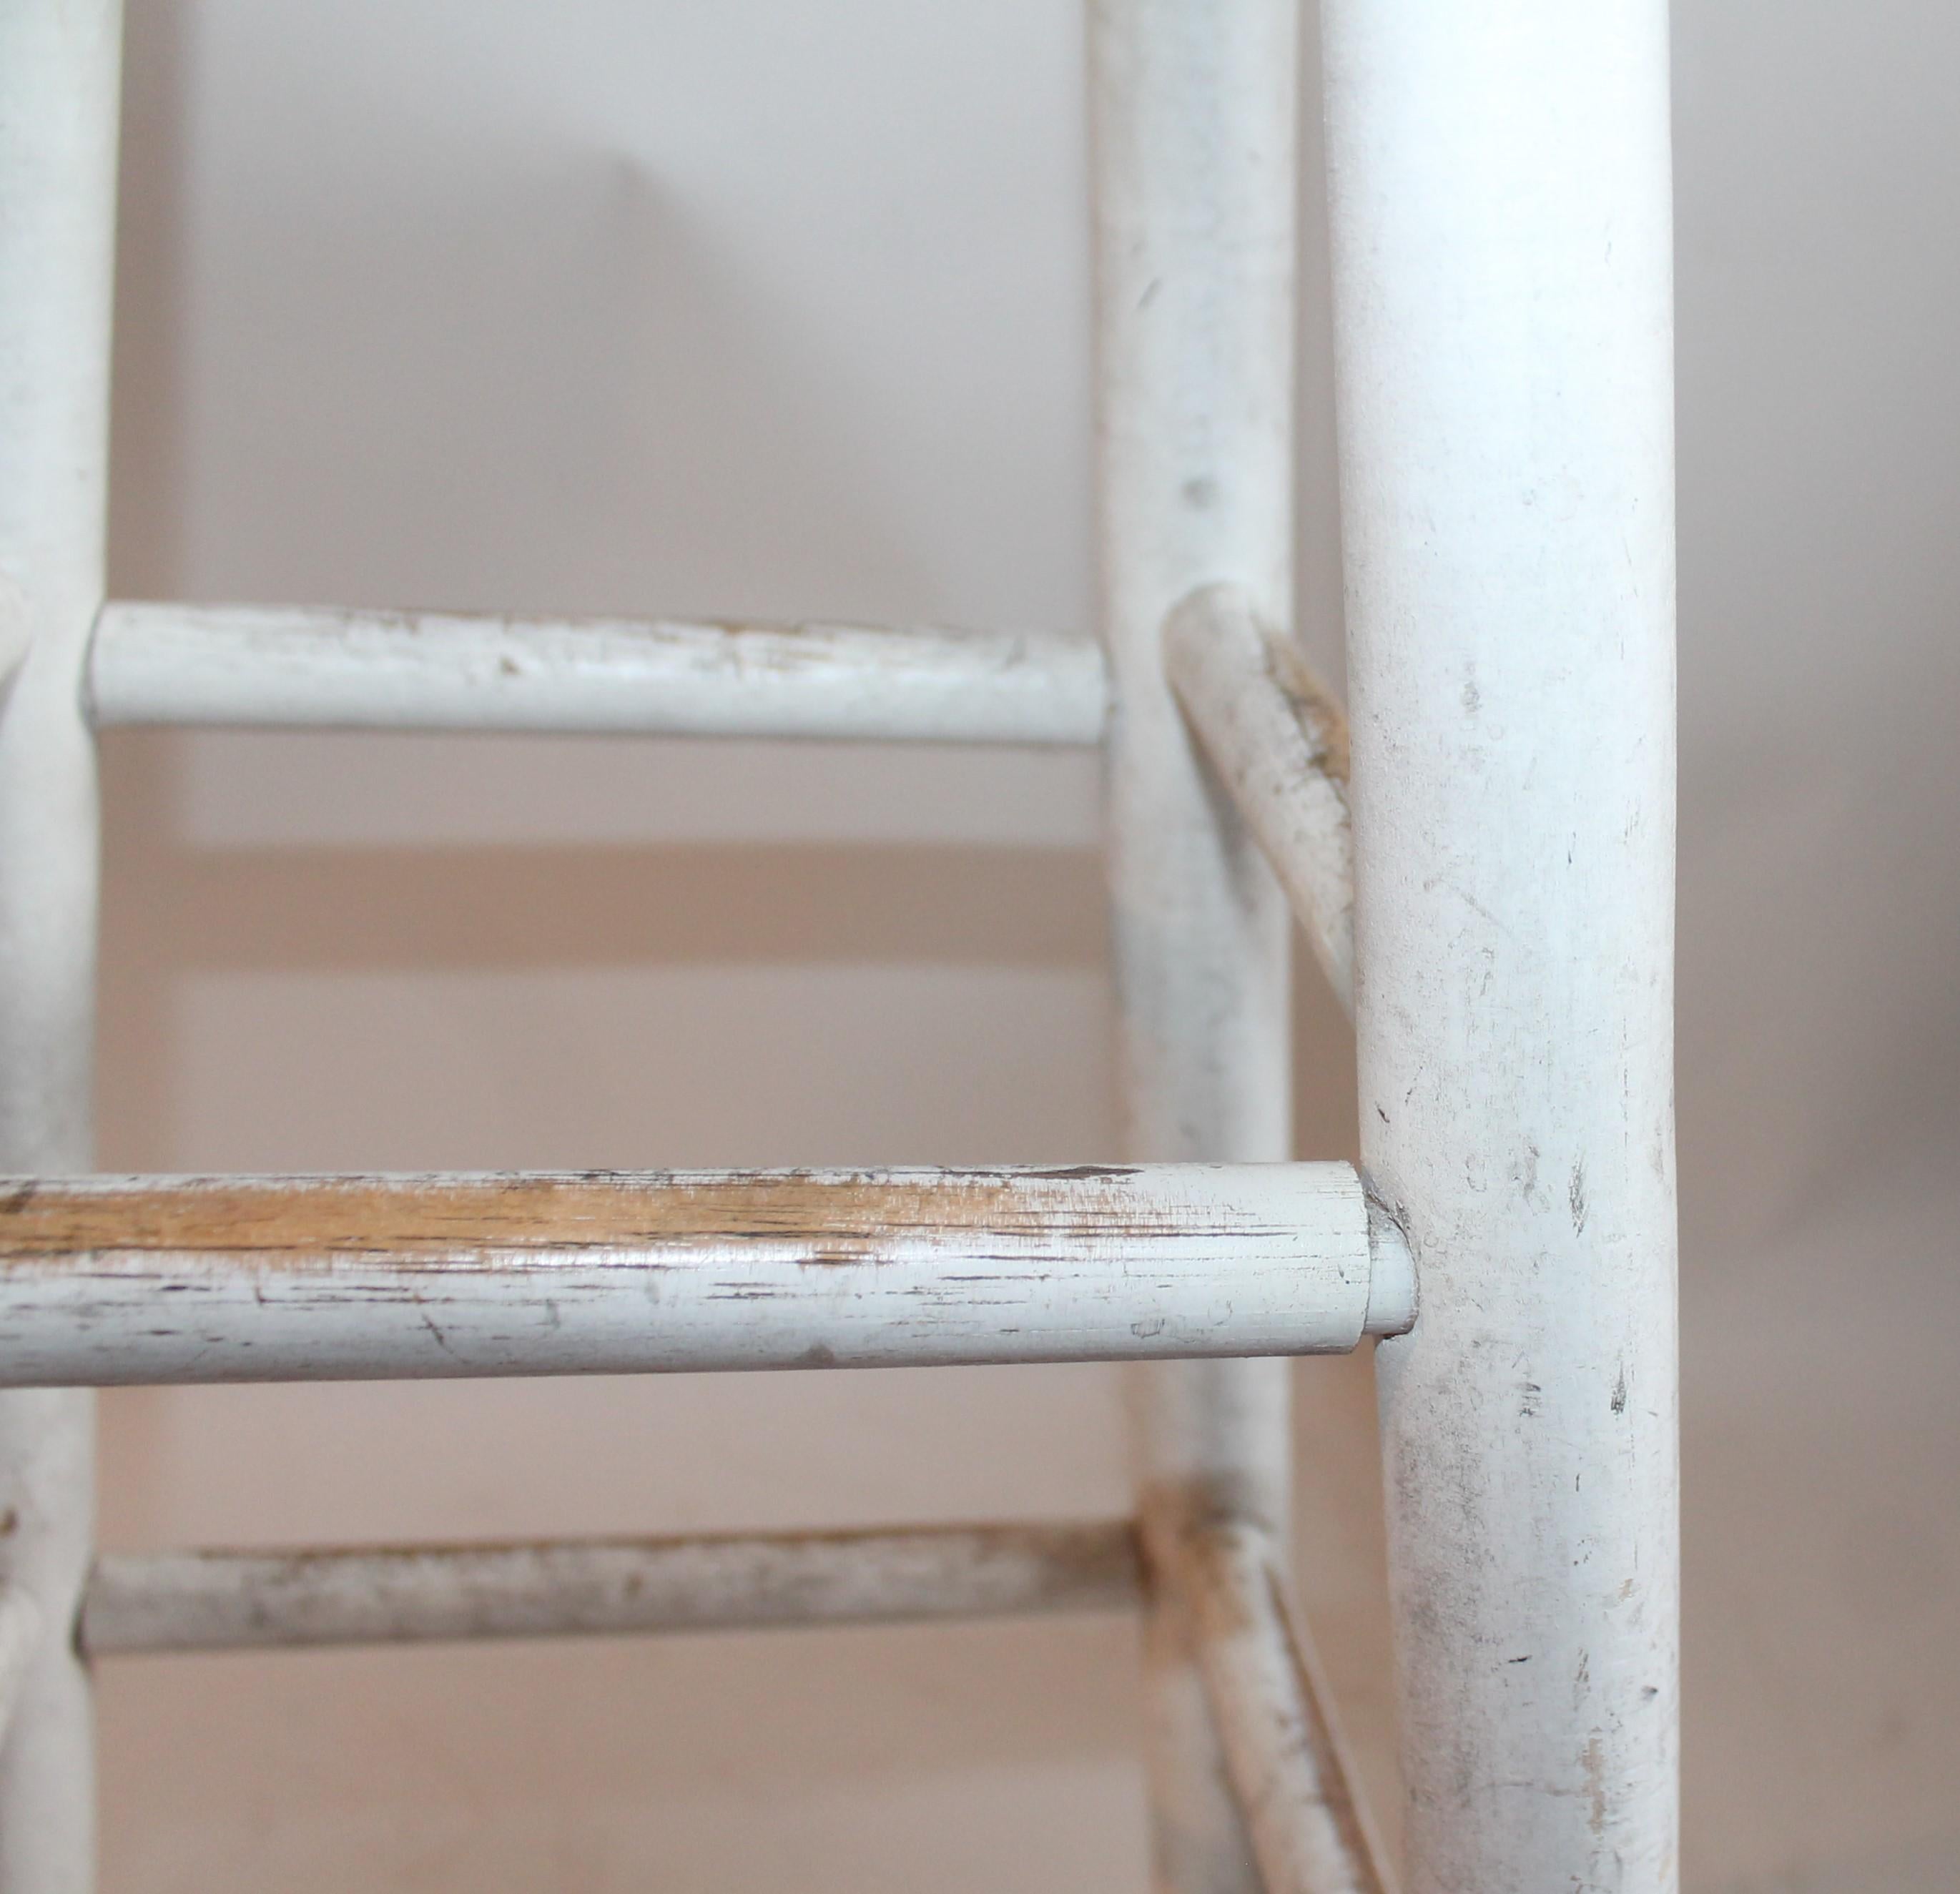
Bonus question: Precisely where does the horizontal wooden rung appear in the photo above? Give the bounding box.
[82,1519,1141,1657]
[87,601,1110,746]
[0,1163,1415,1387]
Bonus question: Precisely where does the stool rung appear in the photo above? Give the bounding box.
[1153,1516,1391,1894]
[86,601,1109,746]
[82,1519,1139,1657]
[0,1164,1415,1388]
[1163,585,1355,1015]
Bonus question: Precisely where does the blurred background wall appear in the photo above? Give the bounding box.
[94,2,1960,1888]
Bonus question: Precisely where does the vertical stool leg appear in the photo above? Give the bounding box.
[0,3,122,1886]
[1323,3,1679,1889]
[1089,4,1297,1888]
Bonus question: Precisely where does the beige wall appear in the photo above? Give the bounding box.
[96,3,1960,1890]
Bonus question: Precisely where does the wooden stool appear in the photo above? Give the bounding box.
[0,3,1678,1888]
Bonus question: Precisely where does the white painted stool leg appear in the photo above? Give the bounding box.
[0,2,122,1885]
[1321,2,1680,1888]
[1088,2,1298,1888]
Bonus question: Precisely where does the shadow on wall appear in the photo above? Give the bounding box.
[94,734,1126,1172]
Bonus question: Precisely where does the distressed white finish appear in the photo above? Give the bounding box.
[82,1519,1138,1655]
[0,0,1683,1873]
[0,1164,1409,1387]
[1090,1,1299,1888]
[87,601,1109,746]
[1324,1,1681,1888]
[1164,586,1354,1015]
[0,0,119,1883]
[1157,1517,1390,1894]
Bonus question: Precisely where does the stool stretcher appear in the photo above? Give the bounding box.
[82,1519,1140,1657]
[87,601,1108,746]
[0,1163,1414,1387]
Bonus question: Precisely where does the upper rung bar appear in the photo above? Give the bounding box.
[0,1163,1414,1388]
[86,601,1109,745]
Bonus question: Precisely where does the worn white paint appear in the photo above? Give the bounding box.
[1323,0,1680,1886]
[1090,2,1299,1888]
[0,0,119,1883]
[1157,1516,1391,1894]
[0,1164,1409,1387]
[82,1519,1138,1656]
[86,601,1108,746]
[1163,586,1354,1015]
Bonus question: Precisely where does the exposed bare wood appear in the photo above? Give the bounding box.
[82,1518,1139,1656]
[1152,1514,1393,1894]
[1164,586,1354,1013]
[0,1163,1409,1386]
[86,601,1109,746]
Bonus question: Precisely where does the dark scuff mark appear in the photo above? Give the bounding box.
[1023,1165,1138,1182]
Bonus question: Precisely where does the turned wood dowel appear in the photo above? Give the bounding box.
[82,1519,1141,1656]
[1090,1,1304,1888]
[1163,585,1354,1014]
[0,0,119,1879]
[0,1164,1413,1387]
[1153,1516,1391,1894]
[87,601,1109,746]
[1324,0,1681,1883]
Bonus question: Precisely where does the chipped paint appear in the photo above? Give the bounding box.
[1163,586,1356,1014]
[0,1163,1394,1385]
[1147,1514,1394,1894]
